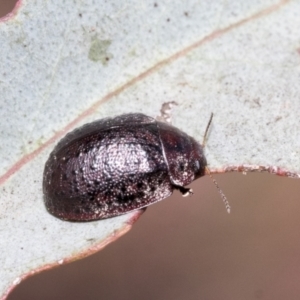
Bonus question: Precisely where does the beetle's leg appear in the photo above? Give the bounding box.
[156,101,178,124]
[175,186,194,197]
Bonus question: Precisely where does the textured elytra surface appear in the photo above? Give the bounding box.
[43,113,206,221]
[44,114,170,221]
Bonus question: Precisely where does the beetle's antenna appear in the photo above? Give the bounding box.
[202,112,213,147]
[205,167,231,214]
[202,113,230,214]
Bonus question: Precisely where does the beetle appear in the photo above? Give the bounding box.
[43,113,229,221]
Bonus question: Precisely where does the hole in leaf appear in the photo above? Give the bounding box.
[0,0,18,18]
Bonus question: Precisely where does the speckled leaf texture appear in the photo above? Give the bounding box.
[0,0,299,298]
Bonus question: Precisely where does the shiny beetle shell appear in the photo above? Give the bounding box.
[43,113,207,221]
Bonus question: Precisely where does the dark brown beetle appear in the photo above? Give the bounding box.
[43,113,229,221]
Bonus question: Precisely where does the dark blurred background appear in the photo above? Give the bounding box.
[2,2,300,300]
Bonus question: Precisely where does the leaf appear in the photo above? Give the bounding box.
[0,0,299,298]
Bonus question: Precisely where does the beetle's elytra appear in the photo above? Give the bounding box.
[43,113,207,221]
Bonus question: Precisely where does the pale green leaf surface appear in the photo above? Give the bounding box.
[0,0,299,298]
